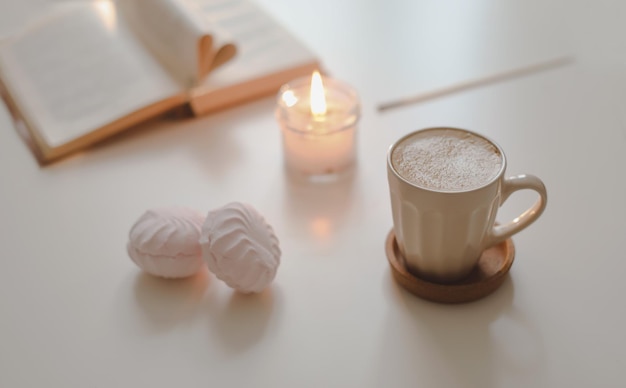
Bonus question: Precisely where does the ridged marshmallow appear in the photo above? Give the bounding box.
[200,202,281,293]
[127,207,205,278]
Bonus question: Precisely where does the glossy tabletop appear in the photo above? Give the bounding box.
[1,1,625,387]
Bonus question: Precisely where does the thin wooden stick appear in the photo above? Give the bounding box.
[377,56,574,112]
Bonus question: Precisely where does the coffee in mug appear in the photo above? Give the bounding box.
[387,127,547,283]
[391,129,502,191]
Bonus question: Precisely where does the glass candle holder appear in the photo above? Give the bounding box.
[275,74,360,180]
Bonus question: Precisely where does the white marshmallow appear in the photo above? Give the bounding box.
[200,202,281,293]
[127,207,205,278]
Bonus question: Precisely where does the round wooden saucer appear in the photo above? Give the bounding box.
[385,229,515,304]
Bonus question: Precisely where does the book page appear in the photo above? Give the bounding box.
[0,2,184,148]
[119,0,236,85]
[188,0,317,89]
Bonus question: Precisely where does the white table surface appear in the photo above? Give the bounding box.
[1,1,625,387]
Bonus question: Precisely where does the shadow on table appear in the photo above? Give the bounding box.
[205,286,279,354]
[133,268,209,332]
[131,267,279,352]
[375,274,545,387]
[36,99,256,173]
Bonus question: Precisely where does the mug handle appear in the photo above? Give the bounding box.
[486,174,548,247]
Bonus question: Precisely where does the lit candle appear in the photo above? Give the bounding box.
[275,71,360,179]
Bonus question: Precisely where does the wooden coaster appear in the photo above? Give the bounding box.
[385,229,515,304]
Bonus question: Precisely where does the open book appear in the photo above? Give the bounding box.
[0,0,319,164]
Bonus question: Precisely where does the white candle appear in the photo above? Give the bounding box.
[275,71,360,179]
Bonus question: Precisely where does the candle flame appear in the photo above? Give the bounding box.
[310,71,327,116]
[95,0,117,31]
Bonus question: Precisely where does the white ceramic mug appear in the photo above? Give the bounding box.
[387,127,547,283]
